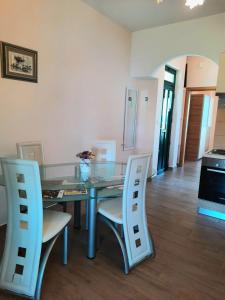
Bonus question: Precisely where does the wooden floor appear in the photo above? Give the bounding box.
[1,162,225,300]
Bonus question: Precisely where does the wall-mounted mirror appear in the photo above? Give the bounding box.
[122,88,138,150]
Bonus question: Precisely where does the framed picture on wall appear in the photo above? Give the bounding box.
[0,42,38,83]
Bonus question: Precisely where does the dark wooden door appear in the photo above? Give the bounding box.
[157,67,176,174]
[185,94,205,161]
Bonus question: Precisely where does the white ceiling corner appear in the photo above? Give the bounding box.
[83,0,225,31]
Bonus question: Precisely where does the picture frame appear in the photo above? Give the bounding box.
[0,42,38,83]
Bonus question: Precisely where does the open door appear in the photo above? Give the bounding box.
[157,66,176,174]
[185,94,210,161]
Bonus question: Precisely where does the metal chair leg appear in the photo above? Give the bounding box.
[63,226,68,265]
[148,228,156,259]
[35,235,59,300]
[114,222,119,230]
[35,225,69,300]
[98,214,129,275]
[96,215,101,250]
[120,224,124,239]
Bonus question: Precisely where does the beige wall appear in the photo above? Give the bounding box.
[1,1,225,226]
[186,56,218,88]
[185,56,220,150]
[152,57,187,173]
[214,109,225,149]
[131,13,225,78]
[0,0,159,224]
[135,56,187,175]
[0,0,132,163]
[143,55,218,175]
[134,79,158,173]
[190,91,218,151]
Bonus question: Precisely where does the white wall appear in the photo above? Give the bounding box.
[169,58,187,168]
[134,57,186,176]
[130,13,225,175]
[152,57,187,174]
[190,91,218,151]
[1,2,224,226]
[134,79,158,172]
[131,13,225,78]
[184,57,219,159]
[0,0,134,225]
[186,56,218,87]
[0,0,132,163]
[135,55,218,176]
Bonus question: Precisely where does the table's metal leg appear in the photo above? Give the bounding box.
[62,202,67,212]
[85,199,89,230]
[73,201,81,230]
[87,187,97,259]
[63,226,68,265]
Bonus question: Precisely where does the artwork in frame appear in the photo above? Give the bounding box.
[0,42,38,83]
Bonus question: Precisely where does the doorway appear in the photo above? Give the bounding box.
[185,94,211,161]
[157,66,176,174]
[179,87,217,166]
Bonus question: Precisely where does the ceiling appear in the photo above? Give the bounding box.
[83,0,225,31]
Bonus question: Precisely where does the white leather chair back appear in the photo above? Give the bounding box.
[91,140,117,179]
[17,141,44,165]
[92,140,116,162]
[122,154,152,268]
[0,159,43,297]
[0,186,7,226]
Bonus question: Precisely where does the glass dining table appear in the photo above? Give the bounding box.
[0,160,126,259]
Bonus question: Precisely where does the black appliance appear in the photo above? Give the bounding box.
[210,149,225,155]
[198,151,225,205]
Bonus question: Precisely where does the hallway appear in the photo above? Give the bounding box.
[1,162,225,300]
[148,161,225,299]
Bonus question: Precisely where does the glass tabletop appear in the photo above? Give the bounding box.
[40,161,126,190]
[0,160,126,191]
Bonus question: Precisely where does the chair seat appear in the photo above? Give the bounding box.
[98,187,123,199]
[43,200,58,209]
[43,210,71,243]
[98,198,122,224]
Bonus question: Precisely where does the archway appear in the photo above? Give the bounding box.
[147,55,218,175]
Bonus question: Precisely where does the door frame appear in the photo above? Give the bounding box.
[157,66,176,174]
[178,86,216,167]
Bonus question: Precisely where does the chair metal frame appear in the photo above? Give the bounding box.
[0,159,69,300]
[97,154,155,274]
[85,140,117,229]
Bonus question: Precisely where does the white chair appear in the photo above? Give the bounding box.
[16,141,63,210]
[83,140,121,229]
[0,159,71,300]
[92,140,116,162]
[97,154,155,274]
[16,141,44,165]
[0,186,7,226]
[92,140,122,195]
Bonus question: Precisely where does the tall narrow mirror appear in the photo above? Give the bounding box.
[123,88,138,150]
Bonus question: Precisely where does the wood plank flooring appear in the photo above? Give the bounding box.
[1,161,225,300]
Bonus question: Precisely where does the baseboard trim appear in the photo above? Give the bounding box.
[168,166,177,170]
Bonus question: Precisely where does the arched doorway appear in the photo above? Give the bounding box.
[150,55,218,175]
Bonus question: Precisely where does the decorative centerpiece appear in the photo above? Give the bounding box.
[76,150,95,181]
